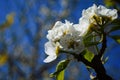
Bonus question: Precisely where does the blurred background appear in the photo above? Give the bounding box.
[0,0,120,80]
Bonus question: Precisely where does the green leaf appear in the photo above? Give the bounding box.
[110,19,120,25]
[109,25,120,32]
[85,42,100,47]
[103,19,120,33]
[83,33,100,47]
[83,34,94,42]
[107,19,120,33]
[57,70,64,80]
[81,49,94,62]
[50,60,70,80]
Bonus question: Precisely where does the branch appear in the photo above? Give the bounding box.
[74,53,113,79]
[60,49,92,67]
[74,54,93,67]
[91,55,113,80]
[98,33,107,59]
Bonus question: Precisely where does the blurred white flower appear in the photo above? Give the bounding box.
[81,4,118,21]
[44,20,84,63]
[76,4,118,36]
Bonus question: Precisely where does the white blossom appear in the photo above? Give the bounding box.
[81,4,118,21]
[76,4,118,36]
[47,20,75,42]
[59,30,84,53]
[44,20,84,63]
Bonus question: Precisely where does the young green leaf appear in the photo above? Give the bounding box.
[56,70,64,80]
[83,34,100,47]
[109,25,120,33]
[85,42,100,47]
[50,59,70,80]
[83,34,94,42]
[81,49,94,62]
[106,19,120,33]
[110,19,120,25]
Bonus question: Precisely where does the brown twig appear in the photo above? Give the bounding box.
[98,33,107,59]
[73,32,113,79]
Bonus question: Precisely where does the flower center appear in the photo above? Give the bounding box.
[92,15,112,26]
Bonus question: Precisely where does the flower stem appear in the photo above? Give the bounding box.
[76,32,112,79]
[93,36,99,54]
[98,32,107,59]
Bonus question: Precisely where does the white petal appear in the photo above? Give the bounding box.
[97,5,109,16]
[53,21,64,29]
[79,17,90,36]
[65,20,73,25]
[107,9,118,20]
[97,5,118,20]
[43,55,57,63]
[44,41,56,56]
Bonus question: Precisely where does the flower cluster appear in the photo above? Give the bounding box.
[44,4,118,63]
[44,20,84,63]
[77,4,117,36]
